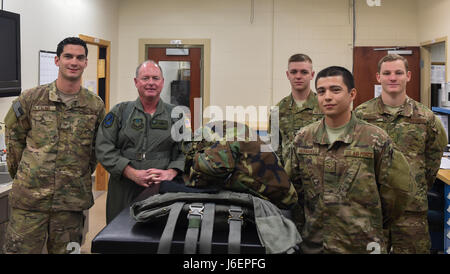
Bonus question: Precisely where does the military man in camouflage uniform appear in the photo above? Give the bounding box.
[95,60,185,224]
[289,66,416,253]
[182,120,298,209]
[270,54,323,174]
[3,37,106,253]
[354,54,447,253]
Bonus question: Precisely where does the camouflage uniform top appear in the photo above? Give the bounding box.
[272,91,323,169]
[4,81,106,211]
[182,121,298,209]
[354,96,447,212]
[289,113,416,254]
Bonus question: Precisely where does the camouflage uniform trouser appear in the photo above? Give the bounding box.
[389,210,430,254]
[2,208,84,254]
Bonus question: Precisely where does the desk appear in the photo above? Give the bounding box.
[436,169,450,254]
[437,169,450,186]
[91,185,265,254]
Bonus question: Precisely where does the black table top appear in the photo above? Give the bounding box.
[91,185,265,254]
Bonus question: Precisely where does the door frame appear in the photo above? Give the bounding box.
[79,34,111,112]
[139,39,211,117]
[79,34,111,191]
[420,36,448,108]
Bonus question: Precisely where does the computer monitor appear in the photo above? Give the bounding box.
[0,10,21,97]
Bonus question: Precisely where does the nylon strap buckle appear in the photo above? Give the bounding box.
[188,204,204,220]
[228,207,243,224]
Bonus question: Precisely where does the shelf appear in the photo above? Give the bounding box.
[432,107,450,115]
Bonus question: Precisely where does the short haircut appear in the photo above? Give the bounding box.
[288,53,312,65]
[135,60,164,79]
[377,54,409,72]
[56,37,88,57]
[315,66,354,91]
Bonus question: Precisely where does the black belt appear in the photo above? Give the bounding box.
[122,150,170,161]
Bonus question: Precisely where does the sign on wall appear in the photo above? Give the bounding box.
[366,0,381,7]
[39,50,58,85]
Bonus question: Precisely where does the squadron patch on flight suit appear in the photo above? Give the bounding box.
[103,112,115,128]
[131,118,144,130]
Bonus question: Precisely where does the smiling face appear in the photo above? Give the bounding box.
[134,62,165,101]
[316,75,356,127]
[54,44,87,81]
[377,59,411,96]
[286,61,314,93]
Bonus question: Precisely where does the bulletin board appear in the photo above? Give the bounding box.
[39,50,58,85]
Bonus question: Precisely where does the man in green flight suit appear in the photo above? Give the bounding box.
[270,54,323,174]
[354,54,447,253]
[95,60,185,224]
[289,66,416,253]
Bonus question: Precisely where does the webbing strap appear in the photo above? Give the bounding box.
[228,205,243,254]
[199,203,215,254]
[184,203,204,254]
[157,202,185,254]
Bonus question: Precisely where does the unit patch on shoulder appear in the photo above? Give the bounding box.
[12,101,24,118]
[103,112,115,128]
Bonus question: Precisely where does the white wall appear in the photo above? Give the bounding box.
[116,0,275,109]
[84,44,99,93]
[274,0,419,104]
[431,42,446,63]
[272,0,354,104]
[355,0,418,47]
[116,0,421,112]
[0,0,438,124]
[0,0,119,122]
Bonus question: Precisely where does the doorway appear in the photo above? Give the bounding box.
[79,34,111,191]
[353,46,421,108]
[139,39,211,129]
[147,46,201,124]
[420,37,448,109]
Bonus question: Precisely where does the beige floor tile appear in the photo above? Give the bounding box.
[81,191,107,254]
